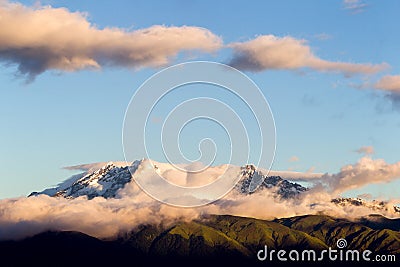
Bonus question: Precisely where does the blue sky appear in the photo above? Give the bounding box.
[0,0,400,199]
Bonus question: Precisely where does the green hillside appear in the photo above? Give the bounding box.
[117,214,399,257]
[275,215,400,254]
[1,214,398,266]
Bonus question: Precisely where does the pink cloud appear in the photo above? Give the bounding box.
[0,1,222,80]
[229,35,387,76]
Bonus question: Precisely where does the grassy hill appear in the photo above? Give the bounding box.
[275,214,400,254]
[0,214,398,266]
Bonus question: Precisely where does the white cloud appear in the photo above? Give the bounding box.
[314,33,332,41]
[0,1,222,80]
[228,35,387,76]
[343,0,368,13]
[63,162,128,172]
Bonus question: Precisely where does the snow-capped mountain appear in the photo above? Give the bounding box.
[29,160,308,200]
[332,197,400,214]
[238,164,307,198]
[30,161,139,199]
[29,160,400,215]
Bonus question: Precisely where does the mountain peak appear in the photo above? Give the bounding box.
[238,164,308,198]
[30,160,309,201]
[331,197,400,214]
[29,160,399,216]
[30,161,140,199]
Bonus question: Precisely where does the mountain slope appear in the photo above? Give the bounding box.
[238,165,307,198]
[0,231,131,266]
[30,161,140,199]
[30,160,309,200]
[29,160,400,216]
[275,215,400,254]
[202,215,327,251]
[1,214,398,266]
[358,214,400,231]
[150,221,251,257]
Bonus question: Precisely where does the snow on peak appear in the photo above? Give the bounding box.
[30,160,311,201]
[332,197,400,214]
[31,160,399,216]
[30,160,142,199]
[27,159,400,217]
[237,164,308,198]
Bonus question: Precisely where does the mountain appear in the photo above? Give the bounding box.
[29,160,399,216]
[29,161,140,199]
[332,197,400,214]
[275,214,400,255]
[357,214,400,231]
[29,160,309,200]
[0,231,142,267]
[0,214,398,266]
[16,161,400,266]
[238,164,307,198]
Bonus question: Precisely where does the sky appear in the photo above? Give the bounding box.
[0,0,400,199]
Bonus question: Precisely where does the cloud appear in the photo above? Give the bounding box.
[306,166,316,173]
[64,162,109,172]
[354,146,374,155]
[386,93,400,111]
[0,1,222,80]
[0,157,399,241]
[314,33,332,41]
[268,170,323,181]
[320,157,400,195]
[289,156,300,162]
[0,194,203,241]
[357,193,372,199]
[0,181,397,241]
[64,162,129,172]
[0,1,386,83]
[371,75,400,109]
[374,75,400,93]
[343,0,368,13]
[228,35,387,76]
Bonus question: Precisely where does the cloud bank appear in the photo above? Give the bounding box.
[0,157,399,241]
[0,1,222,80]
[0,1,389,82]
[0,183,396,241]
[228,35,387,76]
[320,157,400,194]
